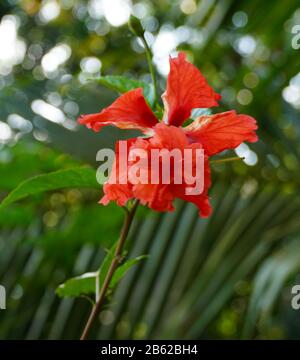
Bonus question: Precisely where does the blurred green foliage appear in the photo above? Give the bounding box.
[0,0,300,339]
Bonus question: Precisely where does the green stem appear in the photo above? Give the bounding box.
[80,199,139,340]
[141,34,159,105]
[210,156,245,164]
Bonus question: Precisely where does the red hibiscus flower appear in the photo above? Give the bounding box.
[79,52,258,217]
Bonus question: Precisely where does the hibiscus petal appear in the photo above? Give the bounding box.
[178,193,212,217]
[99,139,134,207]
[78,88,158,134]
[128,131,176,212]
[129,124,212,217]
[184,110,258,156]
[162,52,221,127]
[100,183,133,207]
[172,157,212,217]
[133,183,175,212]
[150,122,189,149]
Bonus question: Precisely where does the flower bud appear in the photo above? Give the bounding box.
[128,15,144,37]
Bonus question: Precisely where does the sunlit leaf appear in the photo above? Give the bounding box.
[97,75,155,107]
[56,272,97,298]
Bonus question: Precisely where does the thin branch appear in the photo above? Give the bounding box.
[141,35,159,105]
[210,156,245,164]
[80,199,139,340]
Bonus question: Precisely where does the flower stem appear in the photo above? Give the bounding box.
[80,199,139,340]
[210,156,245,164]
[141,34,159,105]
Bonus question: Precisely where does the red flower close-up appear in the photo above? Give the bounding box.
[79,52,258,217]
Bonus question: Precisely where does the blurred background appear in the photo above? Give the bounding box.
[0,0,300,340]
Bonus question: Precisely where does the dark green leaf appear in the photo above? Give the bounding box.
[56,255,147,299]
[0,167,99,209]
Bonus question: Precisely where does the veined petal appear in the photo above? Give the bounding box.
[99,139,135,207]
[162,52,221,127]
[150,122,189,149]
[172,157,212,217]
[78,88,158,134]
[133,183,175,212]
[100,183,133,207]
[184,110,258,156]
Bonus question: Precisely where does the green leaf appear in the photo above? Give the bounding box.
[0,166,99,209]
[110,255,148,289]
[97,75,155,107]
[56,245,118,300]
[56,255,147,299]
[56,272,97,298]
[98,246,147,289]
[0,205,35,227]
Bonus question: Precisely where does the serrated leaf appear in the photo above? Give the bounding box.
[56,272,97,298]
[97,75,155,107]
[0,167,99,209]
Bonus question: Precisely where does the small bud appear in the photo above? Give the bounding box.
[128,15,144,37]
